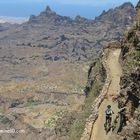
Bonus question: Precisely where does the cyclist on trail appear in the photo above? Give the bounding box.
[105,105,114,127]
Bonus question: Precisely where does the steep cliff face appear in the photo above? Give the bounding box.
[111,1,140,140]
[54,57,107,140]
[84,56,106,96]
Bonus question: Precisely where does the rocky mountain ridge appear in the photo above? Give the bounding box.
[0,2,135,61]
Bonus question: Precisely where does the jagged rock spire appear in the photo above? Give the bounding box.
[38,5,56,19]
[45,6,55,15]
[45,6,52,13]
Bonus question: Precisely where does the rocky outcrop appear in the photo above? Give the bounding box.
[110,1,140,140]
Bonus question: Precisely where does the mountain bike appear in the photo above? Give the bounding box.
[104,116,112,134]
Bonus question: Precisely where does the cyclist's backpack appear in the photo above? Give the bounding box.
[105,109,112,116]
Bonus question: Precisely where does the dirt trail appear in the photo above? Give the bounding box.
[91,49,122,140]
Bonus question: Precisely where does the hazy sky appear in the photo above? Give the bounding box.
[0,0,138,19]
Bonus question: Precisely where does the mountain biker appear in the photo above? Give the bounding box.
[118,106,127,133]
[105,105,114,127]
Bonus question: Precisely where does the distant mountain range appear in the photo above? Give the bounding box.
[0,16,28,24]
[0,16,28,32]
[0,2,135,61]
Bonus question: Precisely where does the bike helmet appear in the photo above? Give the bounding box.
[107,105,111,108]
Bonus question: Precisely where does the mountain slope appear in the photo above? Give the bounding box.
[0,3,135,61]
